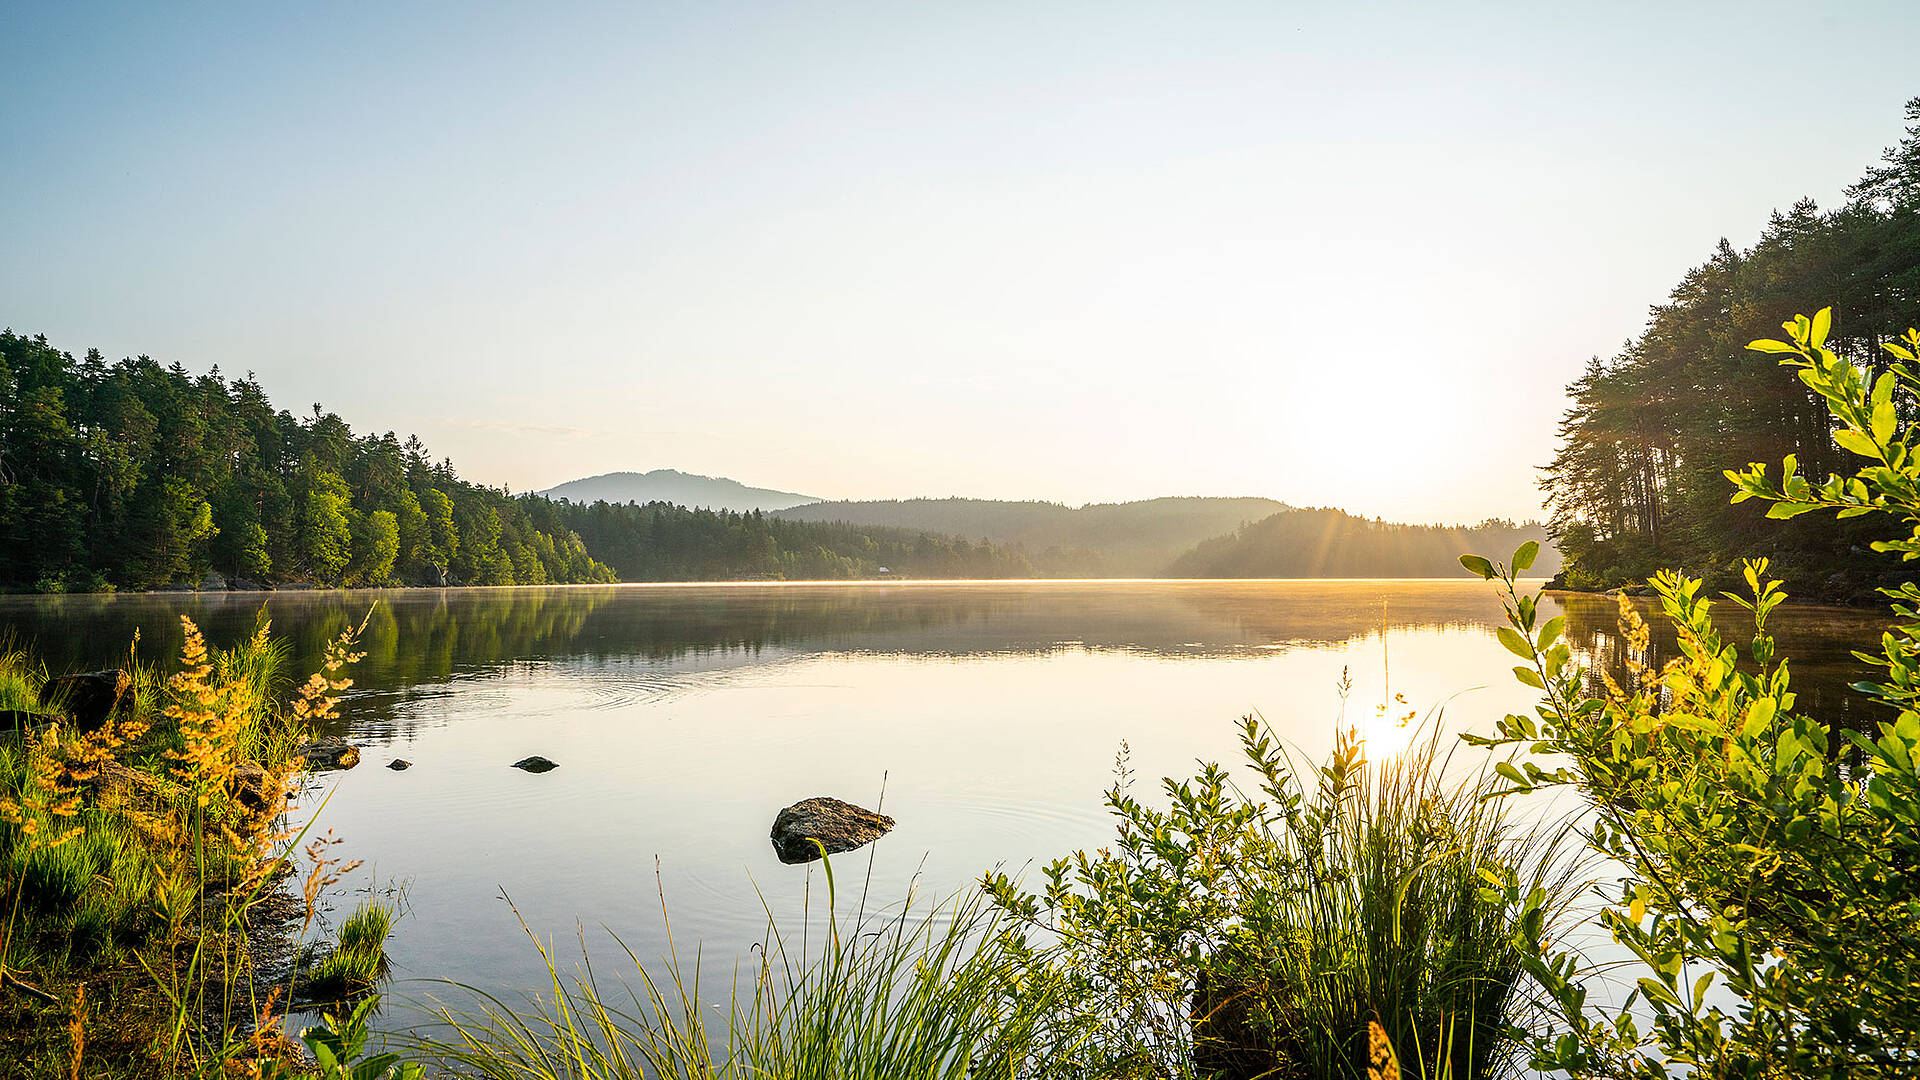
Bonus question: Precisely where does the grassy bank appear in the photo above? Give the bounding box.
[0,616,397,1078]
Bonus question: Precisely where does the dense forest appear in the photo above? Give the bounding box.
[532,499,1039,580]
[1544,99,1920,601]
[0,331,617,592]
[774,496,1291,575]
[1164,509,1557,579]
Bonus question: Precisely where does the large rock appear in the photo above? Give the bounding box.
[38,669,131,733]
[293,737,360,771]
[769,796,895,864]
[200,570,228,591]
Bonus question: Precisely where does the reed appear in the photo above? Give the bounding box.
[421,862,1062,1079]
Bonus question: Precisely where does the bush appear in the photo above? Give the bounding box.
[1461,311,1920,1077]
[984,705,1580,1080]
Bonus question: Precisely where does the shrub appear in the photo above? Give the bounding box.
[984,705,1580,1080]
[1461,311,1920,1077]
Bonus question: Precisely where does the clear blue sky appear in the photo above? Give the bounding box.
[4,1,1916,521]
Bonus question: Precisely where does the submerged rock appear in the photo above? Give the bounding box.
[294,737,361,771]
[769,796,895,864]
[38,669,131,733]
[511,755,558,773]
[387,759,412,771]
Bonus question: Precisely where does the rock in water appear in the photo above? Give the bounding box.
[511,756,558,773]
[769,796,896,864]
[294,737,361,771]
[38,670,131,733]
[387,759,412,770]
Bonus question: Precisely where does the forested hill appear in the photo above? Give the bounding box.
[540,469,817,512]
[774,496,1290,575]
[1164,509,1558,579]
[0,331,618,591]
[1543,98,1920,603]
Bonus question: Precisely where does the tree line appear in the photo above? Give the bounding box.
[1543,99,1920,600]
[0,331,615,591]
[0,331,1045,591]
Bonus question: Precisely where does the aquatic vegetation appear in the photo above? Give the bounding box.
[424,872,1063,1080]
[301,898,397,1002]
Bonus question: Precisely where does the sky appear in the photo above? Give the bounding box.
[4,1,1918,523]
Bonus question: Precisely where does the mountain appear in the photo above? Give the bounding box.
[539,469,819,513]
[773,496,1290,576]
[1164,508,1560,579]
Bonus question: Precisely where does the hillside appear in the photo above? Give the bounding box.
[774,496,1290,576]
[540,469,818,512]
[1165,509,1559,579]
[0,331,617,591]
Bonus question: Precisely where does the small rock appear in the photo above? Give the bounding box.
[293,737,361,771]
[770,796,895,864]
[511,755,558,773]
[387,759,412,771]
[229,762,277,812]
[39,670,131,733]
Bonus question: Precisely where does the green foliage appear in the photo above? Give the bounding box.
[302,898,396,1002]
[984,712,1575,1079]
[1464,312,1920,1075]
[0,334,615,590]
[1543,102,1920,600]
[250,995,422,1080]
[538,498,1042,581]
[426,883,1057,1079]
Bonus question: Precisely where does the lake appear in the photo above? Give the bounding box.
[0,579,1888,1034]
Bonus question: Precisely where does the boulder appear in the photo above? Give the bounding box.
[769,796,895,864]
[386,759,412,771]
[229,578,266,592]
[511,755,558,773]
[38,669,131,733]
[293,737,360,771]
[200,570,228,591]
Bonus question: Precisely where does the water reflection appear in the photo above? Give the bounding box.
[0,580,1892,1039]
[1555,591,1887,734]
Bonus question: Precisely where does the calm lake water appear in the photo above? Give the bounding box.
[0,580,1889,1034]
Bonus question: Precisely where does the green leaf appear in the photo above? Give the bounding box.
[1459,554,1495,580]
[1811,307,1832,348]
[1497,626,1534,659]
[1537,615,1565,651]
[1495,761,1530,789]
[1747,339,1796,354]
[1766,502,1819,520]
[1513,540,1539,574]
[1514,665,1545,689]
[1835,428,1882,459]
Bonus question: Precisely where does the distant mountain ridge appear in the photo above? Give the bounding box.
[539,469,819,512]
[1165,508,1560,579]
[773,496,1291,576]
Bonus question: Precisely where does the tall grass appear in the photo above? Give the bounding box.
[0,610,382,1077]
[1204,715,1580,1080]
[302,897,396,1001]
[423,862,1062,1079]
